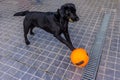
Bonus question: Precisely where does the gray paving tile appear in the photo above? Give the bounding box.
[55,55,64,61]
[31,76,40,80]
[0,71,4,77]
[105,68,114,77]
[52,60,61,67]
[35,70,44,77]
[72,74,81,80]
[52,75,62,80]
[63,70,74,79]
[0,63,10,72]
[96,73,104,80]
[104,75,114,80]
[28,66,38,74]
[20,65,30,72]
[59,62,69,69]
[32,61,41,69]
[44,57,53,64]
[56,68,65,77]
[37,55,46,61]
[115,64,120,71]
[21,73,32,80]
[42,73,52,80]
[106,62,115,69]
[67,64,76,72]
[39,63,49,70]
[1,73,18,80]
[6,67,17,76]
[14,71,24,79]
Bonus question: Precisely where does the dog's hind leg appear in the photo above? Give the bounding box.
[23,19,31,45]
[24,26,30,45]
[30,26,35,35]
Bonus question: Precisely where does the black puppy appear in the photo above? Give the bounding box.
[14,3,79,51]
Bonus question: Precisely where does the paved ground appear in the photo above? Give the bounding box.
[0,0,120,80]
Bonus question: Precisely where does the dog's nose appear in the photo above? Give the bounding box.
[76,17,79,21]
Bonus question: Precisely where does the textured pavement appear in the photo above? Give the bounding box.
[0,0,120,80]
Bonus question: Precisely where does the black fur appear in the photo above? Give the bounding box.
[14,3,79,51]
[14,11,29,16]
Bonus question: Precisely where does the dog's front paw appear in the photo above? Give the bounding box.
[26,41,30,45]
[30,32,35,35]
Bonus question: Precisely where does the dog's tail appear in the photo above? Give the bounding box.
[14,11,29,16]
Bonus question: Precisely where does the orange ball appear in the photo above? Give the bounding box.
[70,48,89,68]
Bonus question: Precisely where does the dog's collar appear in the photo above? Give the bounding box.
[69,18,73,22]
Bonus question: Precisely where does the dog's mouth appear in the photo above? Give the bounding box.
[69,17,79,22]
[69,18,74,22]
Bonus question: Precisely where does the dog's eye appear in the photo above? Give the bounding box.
[72,10,76,13]
[67,13,70,16]
[71,7,76,12]
[66,10,70,15]
[66,12,71,16]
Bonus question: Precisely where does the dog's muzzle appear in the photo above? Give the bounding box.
[69,17,79,22]
[75,17,79,21]
[69,18,74,22]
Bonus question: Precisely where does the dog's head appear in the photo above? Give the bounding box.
[58,3,79,22]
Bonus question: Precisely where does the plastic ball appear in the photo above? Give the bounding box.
[70,48,89,68]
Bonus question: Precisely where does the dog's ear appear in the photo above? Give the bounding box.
[59,8,65,18]
[57,9,65,25]
[57,9,60,15]
[61,3,75,10]
[69,3,75,9]
[54,9,60,19]
[59,3,75,18]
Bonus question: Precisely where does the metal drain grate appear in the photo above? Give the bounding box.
[81,13,111,80]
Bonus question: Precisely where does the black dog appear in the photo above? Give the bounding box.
[14,3,79,51]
